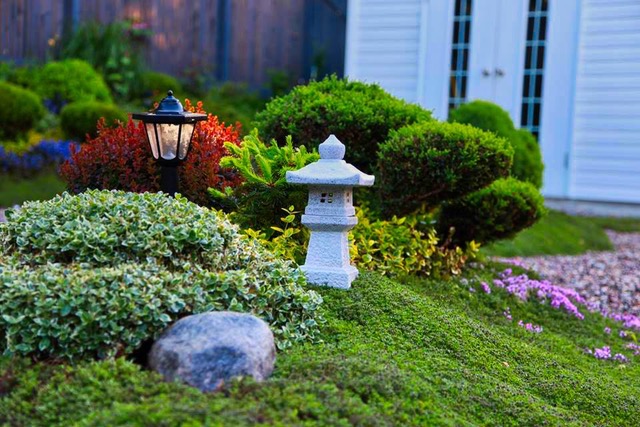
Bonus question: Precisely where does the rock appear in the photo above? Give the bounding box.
[149,312,276,392]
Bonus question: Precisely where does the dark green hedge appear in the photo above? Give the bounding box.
[377,121,513,217]
[438,177,546,245]
[449,100,544,188]
[254,75,432,171]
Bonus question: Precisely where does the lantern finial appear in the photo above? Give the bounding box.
[318,134,345,160]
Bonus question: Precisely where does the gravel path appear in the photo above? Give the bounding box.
[502,231,640,316]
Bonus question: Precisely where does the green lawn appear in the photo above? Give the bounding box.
[1,268,638,426]
[482,210,640,257]
[0,172,66,207]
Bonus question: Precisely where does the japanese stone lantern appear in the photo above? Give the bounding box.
[286,135,375,289]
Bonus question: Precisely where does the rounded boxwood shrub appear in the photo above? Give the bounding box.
[377,121,513,217]
[33,59,112,104]
[512,128,543,188]
[60,101,127,141]
[0,82,45,140]
[448,100,515,137]
[448,100,544,188]
[437,177,546,245]
[0,190,323,360]
[254,75,432,171]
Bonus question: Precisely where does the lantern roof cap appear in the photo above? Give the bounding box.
[131,90,207,124]
[286,135,375,187]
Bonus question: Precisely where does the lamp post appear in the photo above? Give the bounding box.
[132,90,207,196]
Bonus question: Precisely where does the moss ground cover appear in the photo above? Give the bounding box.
[1,267,638,426]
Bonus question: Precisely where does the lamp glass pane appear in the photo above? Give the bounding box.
[178,123,195,160]
[158,123,180,160]
[145,123,159,159]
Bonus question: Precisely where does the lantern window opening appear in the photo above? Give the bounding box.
[153,123,161,160]
[175,123,183,161]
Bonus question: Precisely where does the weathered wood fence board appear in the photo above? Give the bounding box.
[0,0,345,88]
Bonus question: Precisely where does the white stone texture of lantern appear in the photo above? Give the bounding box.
[285,135,375,289]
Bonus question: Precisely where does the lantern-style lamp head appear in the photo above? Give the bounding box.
[132,90,207,164]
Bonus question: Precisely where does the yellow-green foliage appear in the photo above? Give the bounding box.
[34,60,112,104]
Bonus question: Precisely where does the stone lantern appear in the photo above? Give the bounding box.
[286,135,375,289]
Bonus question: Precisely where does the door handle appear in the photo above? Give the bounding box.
[482,68,491,77]
[495,68,505,77]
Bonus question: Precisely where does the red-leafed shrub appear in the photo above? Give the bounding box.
[60,100,242,205]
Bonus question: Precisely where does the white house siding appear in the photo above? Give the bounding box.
[570,0,640,203]
[345,0,425,103]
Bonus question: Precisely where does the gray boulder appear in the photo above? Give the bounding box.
[149,311,276,392]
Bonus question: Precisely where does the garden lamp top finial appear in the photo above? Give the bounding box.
[156,89,183,114]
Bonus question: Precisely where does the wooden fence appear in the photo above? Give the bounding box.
[0,0,346,89]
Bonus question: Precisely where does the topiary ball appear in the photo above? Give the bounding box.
[254,75,432,171]
[448,100,515,138]
[0,190,323,360]
[34,59,112,105]
[437,177,546,245]
[511,128,543,189]
[377,121,513,217]
[448,100,544,189]
[60,101,128,141]
[0,81,45,140]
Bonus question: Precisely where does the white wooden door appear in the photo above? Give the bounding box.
[465,0,528,124]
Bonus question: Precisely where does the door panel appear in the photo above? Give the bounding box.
[466,0,500,102]
[466,0,527,119]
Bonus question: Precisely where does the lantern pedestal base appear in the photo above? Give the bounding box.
[160,164,179,197]
[300,265,358,290]
[301,214,358,289]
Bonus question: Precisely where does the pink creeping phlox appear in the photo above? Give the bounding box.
[517,320,543,334]
[584,346,627,362]
[626,343,640,356]
[495,269,586,320]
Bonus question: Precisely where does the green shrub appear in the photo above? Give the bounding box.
[0,190,323,359]
[351,208,478,277]
[0,82,45,140]
[448,100,544,188]
[139,71,182,98]
[438,177,546,245]
[60,101,127,141]
[204,82,266,129]
[512,128,543,188]
[254,75,432,171]
[377,121,513,217]
[448,100,515,137]
[33,59,112,104]
[210,130,319,231]
[61,21,146,100]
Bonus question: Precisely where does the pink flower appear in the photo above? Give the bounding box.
[480,282,491,294]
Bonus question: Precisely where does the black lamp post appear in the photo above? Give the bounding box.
[132,90,207,196]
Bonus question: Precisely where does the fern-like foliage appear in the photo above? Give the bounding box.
[210,130,319,232]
